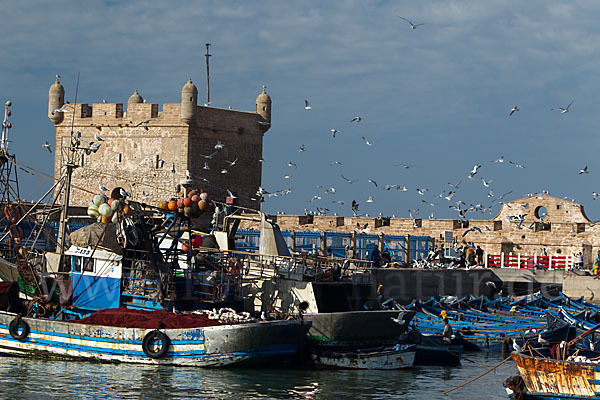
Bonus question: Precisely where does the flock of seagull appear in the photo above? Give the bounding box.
[258,16,593,225]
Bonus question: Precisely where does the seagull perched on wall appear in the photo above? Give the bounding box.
[509,106,519,116]
[43,141,52,153]
[186,170,192,180]
[398,16,428,29]
[551,100,574,113]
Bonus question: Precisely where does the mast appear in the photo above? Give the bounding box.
[205,43,211,105]
[56,73,80,257]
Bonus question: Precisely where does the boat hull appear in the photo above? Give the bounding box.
[304,310,414,348]
[512,352,600,399]
[311,346,415,370]
[0,312,310,367]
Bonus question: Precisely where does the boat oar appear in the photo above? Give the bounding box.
[442,355,512,396]
[567,321,600,347]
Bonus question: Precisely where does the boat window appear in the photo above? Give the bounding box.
[73,256,82,273]
[83,257,93,272]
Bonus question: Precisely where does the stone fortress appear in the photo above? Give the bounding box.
[48,78,271,208]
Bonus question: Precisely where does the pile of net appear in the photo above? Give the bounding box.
[74,307,256,329]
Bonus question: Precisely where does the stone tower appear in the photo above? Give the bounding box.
[48,78,65,125]
[48,80,271,209]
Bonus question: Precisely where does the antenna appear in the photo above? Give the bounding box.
[205,43,212,105]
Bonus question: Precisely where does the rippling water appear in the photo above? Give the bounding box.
[0,352,517,399]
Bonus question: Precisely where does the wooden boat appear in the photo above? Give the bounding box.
[413,343,462,366]
[509,351,600,399]
[0,309,310,366]
[311,344,416,370]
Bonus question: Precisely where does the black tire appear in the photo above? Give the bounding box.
[9,316,29,341]
[142,330,170,359]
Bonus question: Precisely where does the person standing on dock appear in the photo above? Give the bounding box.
[443,318,453,344]
[594,250,600,275]
[476,246,484,266]
[371,245,381,268]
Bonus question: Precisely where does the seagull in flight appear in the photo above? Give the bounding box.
[304,99,311,110]
[593,192,600,200]
[398,16,428,29]
[51,104,71,115]
[366,195,374,203]
[225,157,238,166]
[341,174,357,184]
[463,226,482,236]
[551,100,573,113]
[350,116,362,123]
[351,200,359,214]
[43,141,52,153]
[448,180,462,189]
[509,161,525,168]
[416,188,428,195]
[201,150,219,159]
[202,162,210,170]
[94,132,104,141]
[330,161,343,166]
[287,161,297,168]
[120,188,132,198]
[284,174,292,179]
[361,136,373,146]
[214,140,224,150]
[481,178,493,187]
[331,128,339,137]
[134,120,150,127]
[220,169,229,174]
[368,179,378,187]
[141,191,150,200]
[579,166,589,174]
[445,191,455,201]
[299,144,306,152]
[509,106,519,116]
[98,183,108,192]
[491,156,504,163]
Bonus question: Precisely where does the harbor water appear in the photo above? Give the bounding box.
[0,352,517,399]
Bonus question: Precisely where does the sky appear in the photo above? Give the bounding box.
[1,1,600,221]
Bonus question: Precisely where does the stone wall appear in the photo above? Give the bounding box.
[240,195,600,267]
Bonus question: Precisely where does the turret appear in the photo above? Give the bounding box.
[256,87,271,127]
[181,79,198,124]
[128,90,143,105]
[48,78,65,124]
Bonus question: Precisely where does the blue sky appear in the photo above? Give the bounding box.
[1,1,600,220]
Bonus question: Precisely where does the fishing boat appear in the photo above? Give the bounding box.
[508,351,600,399]
[0,308,310,366]
[311,344,416,370]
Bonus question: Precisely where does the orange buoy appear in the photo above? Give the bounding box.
[167,200,177,211]
[198,200,209,212]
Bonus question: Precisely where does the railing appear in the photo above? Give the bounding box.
[194,246,373,281]
[486,253,575,270]
[235,229,430,263]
